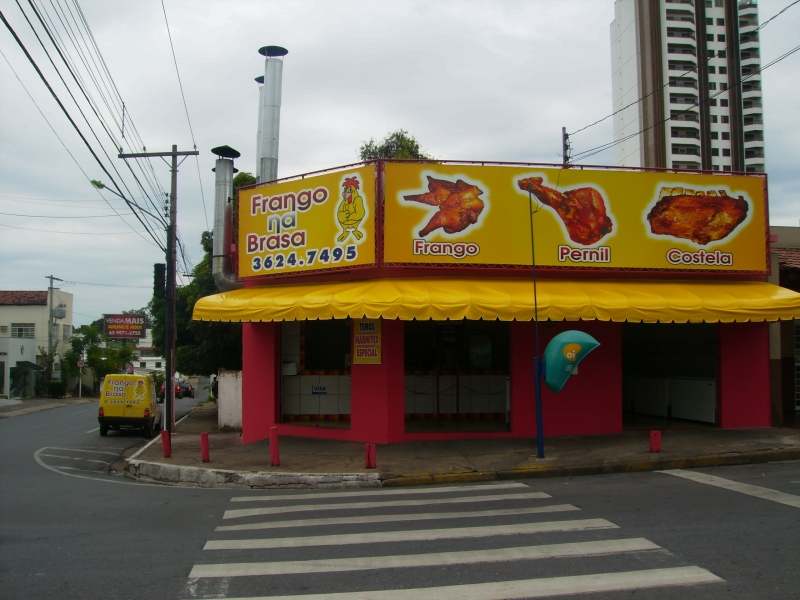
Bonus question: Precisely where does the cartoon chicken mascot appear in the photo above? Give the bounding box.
[336,176,366,242]
[133,379,146,400]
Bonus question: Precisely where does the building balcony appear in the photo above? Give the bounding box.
[669,79,698,88]
[743,116,764,127]
[671,162,701,171]
[668,45,697,56]
[670,94,698,105]
[742,99,763,110]
[740,50,760,61]
[671,127,700,139]
[744,148,765,159]
[668,61,697,72]
[745,165,765,173]
[670,110,700,122]
[671,144,701,156]
[667,30,696,39]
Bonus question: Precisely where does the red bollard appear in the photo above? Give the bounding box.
[161,430,172,458]
[270,426,280,466]
[365,443,376,469]
[201,432,210,462]
[650,430,662,453]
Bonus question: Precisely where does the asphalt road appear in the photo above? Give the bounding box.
[1,399,799,599]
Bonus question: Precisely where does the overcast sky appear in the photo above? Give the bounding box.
[1,0,798,326]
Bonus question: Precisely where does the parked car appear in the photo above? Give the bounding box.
[160,382,183,400]
[179,381,195,398]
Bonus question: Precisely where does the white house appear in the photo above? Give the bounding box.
[0,289,74,398]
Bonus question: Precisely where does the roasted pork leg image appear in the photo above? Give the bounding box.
[404,176,485,237]
[647,187,748,245]
[517,177,613,245]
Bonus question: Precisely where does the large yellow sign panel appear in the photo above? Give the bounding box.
[383,163,766,272]
[238,166,376,277]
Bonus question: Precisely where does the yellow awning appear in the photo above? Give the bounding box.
[192,278,800,324]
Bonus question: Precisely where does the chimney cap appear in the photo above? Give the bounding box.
[255,75,264,84]
[211,145,241,159]
[258,45,288,57]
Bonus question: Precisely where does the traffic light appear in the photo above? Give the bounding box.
[154,263,166,299]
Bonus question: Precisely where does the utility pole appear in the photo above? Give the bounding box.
[45,275,64,379]
[562,127,571,166]
[119,145,198,434]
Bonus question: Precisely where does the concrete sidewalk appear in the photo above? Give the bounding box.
[126,402,800,489]
[0,396,94,418]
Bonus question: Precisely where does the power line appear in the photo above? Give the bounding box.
[62,279,150,289]
[0,211,135,218]
[23,0,169,228]
[0,9,167,251]
[160,0,210,231]
[0,46,160,249]
[570,42,800,163]
[570,0,800,139]
[0,223,145,235]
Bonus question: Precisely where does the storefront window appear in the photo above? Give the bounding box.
[280,320,351,429]
[404,319,510,432]
[622,323,717,427]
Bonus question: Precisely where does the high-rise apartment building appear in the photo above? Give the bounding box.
[610,0,764,172]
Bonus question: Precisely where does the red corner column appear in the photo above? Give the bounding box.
[350,318,405,443]
[718,322,771,428]
[241,321,280,443]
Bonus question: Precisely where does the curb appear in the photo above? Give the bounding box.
[126,459,381,489]
[380,447,800,487]
[123,446,800,489]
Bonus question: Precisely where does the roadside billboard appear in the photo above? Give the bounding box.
[103,314,146,339]
[237,165,376,278]
[382,163,767,273]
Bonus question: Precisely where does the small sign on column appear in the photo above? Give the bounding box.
[353,319,381,364]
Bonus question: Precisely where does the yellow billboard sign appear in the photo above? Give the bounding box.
[238,165,376,278]
[383,163,767,272]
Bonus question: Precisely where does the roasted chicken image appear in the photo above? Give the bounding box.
[404,176,485,237]
[647,187,748,245]
[517,177,613,245]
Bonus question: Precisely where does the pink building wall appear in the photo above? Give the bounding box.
[239,318,771,444]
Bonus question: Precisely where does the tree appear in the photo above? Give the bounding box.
[62,326,138,393]
[233,171,256,188]
[359,130,432,161]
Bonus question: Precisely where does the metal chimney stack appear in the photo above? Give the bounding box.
[211,145,243,291]
[256,45,288,183]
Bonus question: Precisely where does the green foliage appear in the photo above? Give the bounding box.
[150,369,165,392]
[64,326,138,386]
[171,230,242,375]
[232,171,256,188]
[359,130,432,161]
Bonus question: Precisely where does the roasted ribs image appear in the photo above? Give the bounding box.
[517,177,613,245]
[404,176,485,237]
[647,187,748,245]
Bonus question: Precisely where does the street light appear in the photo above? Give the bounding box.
[90,180,164,222]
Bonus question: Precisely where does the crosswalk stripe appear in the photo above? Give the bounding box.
[230,482,529,503]
[204,518,617,550]
[223,491,551,520]
[216,504,580,531]
[190,537,659,578]
[661,469,800,509]
[195,566,722,599]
